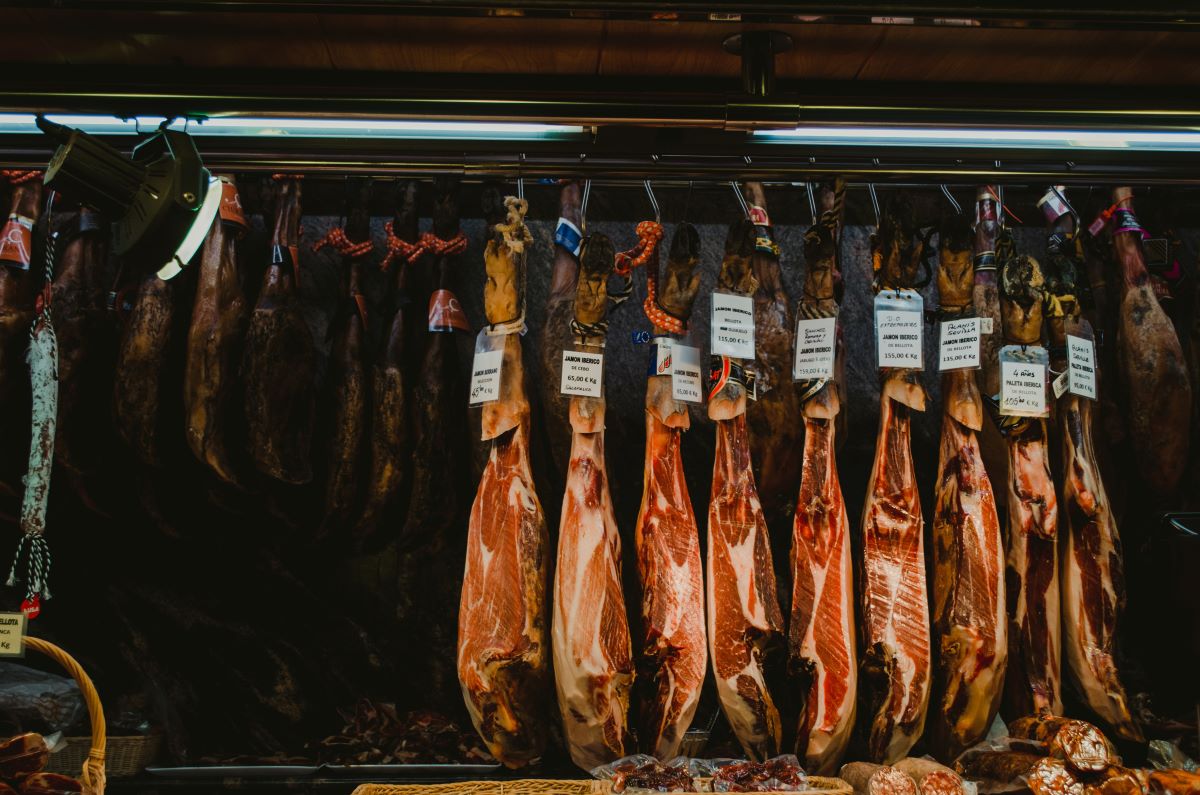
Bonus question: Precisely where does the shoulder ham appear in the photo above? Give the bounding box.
[790,177,856,774]
[551,233,634,770]
[457,197,549,768]
[928,214,1006,763]
[635,222,706,759]
[1108,187,1190,497]
[242,176,316,484]
[183,176,248,486]
[859,194,931,764]
[707,218,784,760]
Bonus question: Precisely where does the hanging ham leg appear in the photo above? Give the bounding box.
[972,187,1010,493]
[1109,187,1190,498]
[707,219,784,760]
[636,222,705,759]
[183,177,248,486]
[0,176,40,498]
[859,194,931,764]
[242,177,315,484]
[458,197,548,768]
[928,215,1006,763]
[552,234,634,770]
[1041,202,1142,742]
[790,177,856,774]
[998,238,1062,719]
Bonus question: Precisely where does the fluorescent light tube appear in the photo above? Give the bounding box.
[753,125,1200,152]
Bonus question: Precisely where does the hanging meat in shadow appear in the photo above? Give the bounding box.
[1042,203,1142,743]
[1108,187,1190,499]
[242,176,315,484]
[858,194,931,764]
[358,179,421,544]
[742,182,803,536]
[537,181,584,498]
[52,206,118,490]
[972,186,1010,496]
[551,233,634,770]
[313,177,374,535]
[790,177,857,774]
[397,177,470,551]
[0,174,43,502]
[634,222,706,760]
[183,176,250,487]
[928,213,1006,763]
[707,218,785,761]
[457,196,549,768]
[998,231,1062,720]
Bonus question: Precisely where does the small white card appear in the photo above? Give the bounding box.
[671,344,704,404]
[939,317,981,371]
[469,349,504,406]
[560,350,603,398]
[710,292,756,359]
[981,316,994,335]
[1000,359,1047,416]
[1053,371,1069,399]
[876,310,923,369]
[793,317,837,380]
[1066,335,1098,400]
[0,613,25,658]
[652,338,673,377]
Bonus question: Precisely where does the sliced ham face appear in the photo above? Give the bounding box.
[929,368,1007,762]
[552,428,634,770]
[858,380,931,764]
[707,412,785,760]
[1110,188,1190,498]
[635,406,707,759]
[789,413,856,773]
[1003,419,1063,718]
[457,416,549,768]
[1060,394,1142,742]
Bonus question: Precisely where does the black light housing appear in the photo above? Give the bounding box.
[36,116,220,279]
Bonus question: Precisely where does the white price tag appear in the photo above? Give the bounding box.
[980,316,994,335]
[0,613,25,658]
[710,292,756,359]
[1066,335,1098,400]
[938,317,981,371]
[876,310,923,369]
[469,349,504,406]
[671,344,704,404]
[1000,356,1048,417]
[560,350,603,398]
[1053,371,1069,399]
[793,316,837,380]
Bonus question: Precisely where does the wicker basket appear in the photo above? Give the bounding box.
[352,775,851,795]
[23,636,106,795]
[45,734,160,779]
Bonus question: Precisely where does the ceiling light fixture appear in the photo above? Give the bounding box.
[752,125,1200,152]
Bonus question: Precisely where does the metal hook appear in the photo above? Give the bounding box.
[643,179,661,223]
[997,184,1006,226]
[940,185,962,215]
[867,184,881,228]
[731,181,751,219]
[517,178,525,202]
[805,182,817,226]
[580,179,592,233]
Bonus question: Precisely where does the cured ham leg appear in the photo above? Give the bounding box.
[998,237,1062,719]
[928,216,1006,763]
[790,177,856,774]
[552,234,633,770]
[183,177,248,486]
[635,222,705,759]
[859,195,931,764]
[458,197,548,768]
[1109,187,1190,497]
[972,187,1010,494]
[242,177,315,484]
[0,174,41,497]
[708,220,784,760]
[1041,198,1142,742]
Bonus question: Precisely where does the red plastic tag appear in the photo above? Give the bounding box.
[749,205,770,227]
[428,288,469,332]
[20,595,40,620]
[0,214,34,269]
[219,181,248,229]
